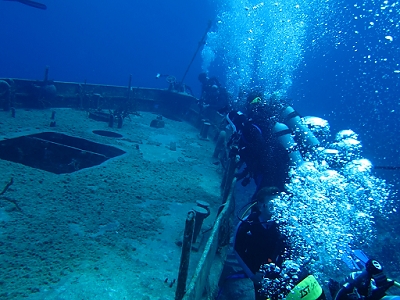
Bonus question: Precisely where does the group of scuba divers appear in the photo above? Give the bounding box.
[197,73,400,300]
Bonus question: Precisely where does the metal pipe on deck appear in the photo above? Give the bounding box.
[175,210,196,300]
[199,121,211,140]
[127,74,132,102]
[43,66,49,83]
[117,115,123,128]
[192,201,211,244]
[108,115,114,128]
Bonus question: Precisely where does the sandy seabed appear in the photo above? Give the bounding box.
[0,108,226,300]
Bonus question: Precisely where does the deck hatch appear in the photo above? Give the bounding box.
[0,132,125,174]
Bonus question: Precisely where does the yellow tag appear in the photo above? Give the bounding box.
[250,97,262,104]
[285,275,323,300]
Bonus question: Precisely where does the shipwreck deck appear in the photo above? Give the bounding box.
[0,78,235,299]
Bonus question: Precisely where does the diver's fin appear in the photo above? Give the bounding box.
[341,249,370,270]
[353,249,369,265]
[3,0,47,10]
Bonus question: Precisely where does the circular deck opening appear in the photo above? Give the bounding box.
[92,130,123,138]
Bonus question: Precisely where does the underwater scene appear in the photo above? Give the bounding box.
[0,0,399,300]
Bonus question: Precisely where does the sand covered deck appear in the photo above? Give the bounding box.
[0,108,224,299]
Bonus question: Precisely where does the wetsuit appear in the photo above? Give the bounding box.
[234,211,287,300]
[238,118,290,194]
[199,77,230,114]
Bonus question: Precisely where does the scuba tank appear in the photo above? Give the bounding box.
[281,106,320,148]
[273,122,304,167]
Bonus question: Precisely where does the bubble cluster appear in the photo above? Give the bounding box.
[271,129,394,281]
[202,0,320,99]
[203,0,399,117]
[259,261,302,299]
[302,116,331,146]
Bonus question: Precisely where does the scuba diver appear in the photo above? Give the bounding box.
[226,92,319,196]
[234,186,289,300]
[246,92,320,155]
[3,0,47,10]
[236,219,399,300]
[330,258,400,300]
[233,186,326,300]
[257,251,400,300]
[198,73,230,115]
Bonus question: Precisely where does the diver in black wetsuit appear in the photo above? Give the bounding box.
[226,92,321,198]
[234,186,288,300]
[226,99,297,196]
[239,116,291,193]
[3,0,47,10]
[198,73,230,115]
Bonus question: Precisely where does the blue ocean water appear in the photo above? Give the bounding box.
[0,0,214,95]
[1,0,399,297]
[1,0,398,172]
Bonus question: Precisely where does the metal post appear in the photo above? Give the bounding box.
[79,80,87,109]
[43,66,49,83]
[180,20,212,84]
[175,211,195,300]
[199,121,211,139]
[108,115,114,128]
[117,115,123,128]
[127,74,132,102]
[192,206,208,243]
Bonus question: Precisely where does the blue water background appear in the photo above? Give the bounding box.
[0,2,398,194]
[291,3,400,192]
[0,0,214,96]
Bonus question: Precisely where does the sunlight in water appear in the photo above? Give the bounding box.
[202,0,330,98]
